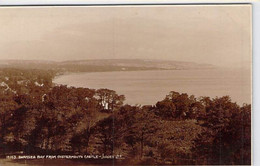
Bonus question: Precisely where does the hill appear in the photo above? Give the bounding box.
[0,59,215,73]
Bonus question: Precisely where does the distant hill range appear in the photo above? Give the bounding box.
[0,59,215,72]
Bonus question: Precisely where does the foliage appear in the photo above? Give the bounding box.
[192,96,251,165]
[0,68,251,165]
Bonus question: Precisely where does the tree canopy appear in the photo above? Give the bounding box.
[0,68,251,165]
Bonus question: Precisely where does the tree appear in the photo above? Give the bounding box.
[116,105,161,159]
[192,96,251,165]
[94,116,115,155]
[0,91,19,154]
[155,91,204,120]
[155,99,176,120]
[43,86,99,153]
[95,89,125,112]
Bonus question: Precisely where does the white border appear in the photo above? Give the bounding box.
[0,0,258,5]
[0,1,259,165]
[252,2,260,166]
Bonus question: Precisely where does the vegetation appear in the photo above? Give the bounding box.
[0,68,251,165]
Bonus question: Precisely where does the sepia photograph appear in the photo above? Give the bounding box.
[0,4,252,165]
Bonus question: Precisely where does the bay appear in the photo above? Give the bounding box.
[53,69,251,106]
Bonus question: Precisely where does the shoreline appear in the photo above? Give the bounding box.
[52,68,251,106]
[53,67,219,82]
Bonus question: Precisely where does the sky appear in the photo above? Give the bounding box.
[0,5,252,68]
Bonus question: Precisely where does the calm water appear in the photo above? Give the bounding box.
[54,69,251,106]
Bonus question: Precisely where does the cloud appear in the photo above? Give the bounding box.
[0,5,251,68]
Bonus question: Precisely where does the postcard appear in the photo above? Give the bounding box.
[0,4,252,165]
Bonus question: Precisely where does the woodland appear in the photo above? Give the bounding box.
[0,68,251,165]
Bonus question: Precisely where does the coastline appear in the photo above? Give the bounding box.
[52,68,251,106]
